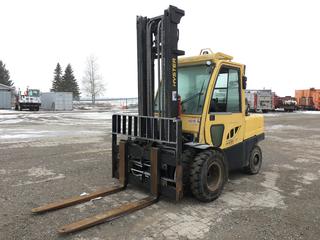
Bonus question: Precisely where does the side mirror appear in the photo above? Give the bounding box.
[242,76,247,89]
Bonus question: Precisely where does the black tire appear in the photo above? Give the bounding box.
[181,148,196,194]
[244,145,262,175]
[190,150,227,202]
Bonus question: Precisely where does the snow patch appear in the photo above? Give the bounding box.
[12,174,65,187]
[73,158,102,163]
[0,119,23,124]
[300,111,320,115]
[162,215,209,240]
[0,133,44,139]
[260,171,282,192]
[27,167,56,177]
[73,237,103,240]
[280,164,297,170]
[12,167,65,186]
[266,124,305,131]
[294,158,310,163]
[298,173,318,185]
[222,171,285,209]
[291,185,303,196]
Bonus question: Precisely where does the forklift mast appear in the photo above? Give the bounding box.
[137,5,185,118]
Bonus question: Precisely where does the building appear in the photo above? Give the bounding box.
[41,92,73,111]
[0,83,15,109]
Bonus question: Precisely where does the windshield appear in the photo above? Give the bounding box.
[154,64,213,114]
[179,64,213,114]
[28,89,40,97]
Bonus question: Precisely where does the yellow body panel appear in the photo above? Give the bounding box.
[244,114,264,140]
[180,114,201,134]
[179,51,264,149]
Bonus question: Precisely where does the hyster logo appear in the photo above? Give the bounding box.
[172,58,177,87]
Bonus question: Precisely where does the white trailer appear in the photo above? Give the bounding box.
[245,89,273,112]
[245,90,257,112]
[256,90,273,112]
[41,92,73,111]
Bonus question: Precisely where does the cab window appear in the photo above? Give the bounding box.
[210,67,241,113]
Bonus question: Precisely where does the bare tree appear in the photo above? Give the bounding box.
[82,55,105,104]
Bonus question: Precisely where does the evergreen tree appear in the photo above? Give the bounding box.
[52,63,62,91]
[61,64,80,100]
[0,60,13,86]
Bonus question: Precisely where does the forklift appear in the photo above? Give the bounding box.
[32,6,264,234]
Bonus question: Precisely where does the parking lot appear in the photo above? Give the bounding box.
[0,110,320,240]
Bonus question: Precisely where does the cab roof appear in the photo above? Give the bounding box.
[178,50,234,65]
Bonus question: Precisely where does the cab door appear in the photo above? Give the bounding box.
[204,64,245,168]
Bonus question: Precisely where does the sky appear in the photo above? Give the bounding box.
[1,0,319,98]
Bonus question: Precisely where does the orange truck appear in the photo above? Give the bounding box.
[295,88,320,110]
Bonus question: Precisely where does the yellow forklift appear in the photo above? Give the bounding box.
[32,5,264,234]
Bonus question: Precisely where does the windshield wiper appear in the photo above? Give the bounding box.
[181,91,203,105]
[181,79,206,106]
[196,80,206,111]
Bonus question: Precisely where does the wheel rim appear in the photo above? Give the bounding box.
[206,162,222,192]
[253,153,260,167]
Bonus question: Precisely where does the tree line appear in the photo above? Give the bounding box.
[51,63,80,100]
[0,56,105,103]
[0,60,13,86]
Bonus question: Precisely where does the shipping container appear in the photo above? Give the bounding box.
[41,92,73,111]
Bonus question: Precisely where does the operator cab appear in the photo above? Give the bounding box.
[28,89,40,97]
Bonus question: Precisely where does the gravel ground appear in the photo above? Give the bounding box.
[0,111,320,240]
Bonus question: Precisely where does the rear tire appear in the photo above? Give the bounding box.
[244,145,262,175]
[181,148,196,194]
[190,150,227,202]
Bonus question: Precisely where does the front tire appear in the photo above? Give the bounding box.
[244,145,262,175]
[181,148,196,194]
[190,150,227,202]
